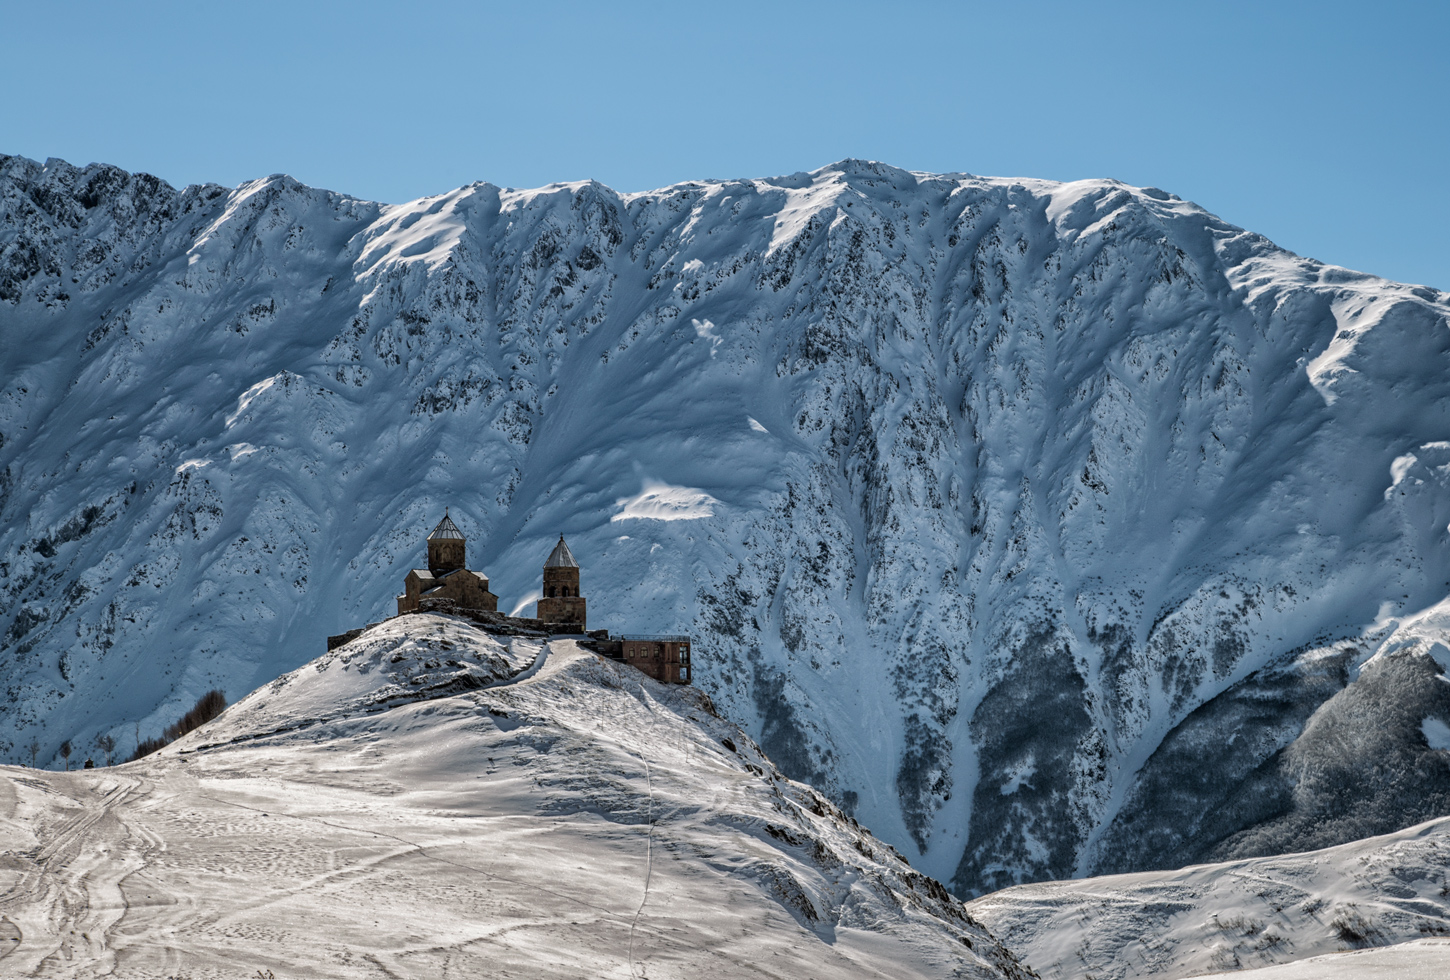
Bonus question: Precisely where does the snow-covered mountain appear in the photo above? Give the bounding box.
[0,615,1031,979]
[4,152,1450,897]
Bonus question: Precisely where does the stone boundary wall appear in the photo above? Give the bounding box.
[327,600,605,652]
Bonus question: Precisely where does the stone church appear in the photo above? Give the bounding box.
[395,512,499,615]
[536,535,586,629]
[369,513,689,685]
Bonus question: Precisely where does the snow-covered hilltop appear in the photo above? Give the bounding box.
[0,615,1031,978]
[3,152,1450,897]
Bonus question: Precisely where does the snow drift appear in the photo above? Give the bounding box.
[4,153,1450,896]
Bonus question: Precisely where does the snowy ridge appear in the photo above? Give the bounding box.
[0,614,1031,978]
[966,812,1450,979]
[3,153,1450,896]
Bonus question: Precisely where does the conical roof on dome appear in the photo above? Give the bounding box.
[544,535,578,568]
[427,512,465,540]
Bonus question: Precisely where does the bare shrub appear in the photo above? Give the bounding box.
[1330,906,1382,947]
[163,689,227,741]
[94,733,116,767]
[128,690,228,762]
[129,735,169,762]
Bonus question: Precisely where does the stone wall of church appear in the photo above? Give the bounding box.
[537,594,586,629]
[440,570,497,612]
[428,538,465,574]
[542,565,579,597]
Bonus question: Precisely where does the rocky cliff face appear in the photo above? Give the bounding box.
[4,153,1450,895]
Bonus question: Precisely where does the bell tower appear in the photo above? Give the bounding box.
[536,535,586,629]
[427,510,466,574]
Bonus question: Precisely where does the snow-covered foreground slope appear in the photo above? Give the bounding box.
[1185,940,1450,979]
[0,614,1030,979]
[4,152,1450,896]
[966,813,1450,979]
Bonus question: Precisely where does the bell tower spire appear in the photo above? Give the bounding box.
[426,511,466,574]
[536,535,586,629]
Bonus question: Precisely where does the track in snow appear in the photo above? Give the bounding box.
[0,618,1021,978]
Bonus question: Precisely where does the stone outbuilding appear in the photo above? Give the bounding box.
[535,535,586,629]
[620,635,693,684]
[396,512,499,615]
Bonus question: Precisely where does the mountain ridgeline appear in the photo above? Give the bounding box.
[3,153,1450,897]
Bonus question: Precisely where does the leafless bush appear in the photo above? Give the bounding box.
[129,735,169,762]
[1330,906,1382,947]
[163,689,227,741]
[128,689,228,762]
[94,733,116,767]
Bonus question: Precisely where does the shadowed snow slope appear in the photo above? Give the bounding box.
[4,153,1450,896]
[966,813,1450,980]
[0,614,1031,979]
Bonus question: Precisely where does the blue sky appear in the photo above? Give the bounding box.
[3,0,1446,288]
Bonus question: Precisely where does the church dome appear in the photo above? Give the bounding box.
[427,512,465,541]
[544,535,578,568]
